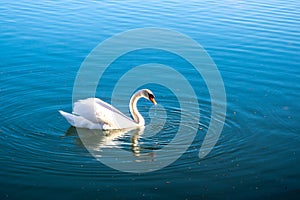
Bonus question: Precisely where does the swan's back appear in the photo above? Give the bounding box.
[72,98,137,129]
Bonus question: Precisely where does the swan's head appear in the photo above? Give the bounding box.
[141,89,157,105]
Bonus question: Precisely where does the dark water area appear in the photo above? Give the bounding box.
[1,0,299,199]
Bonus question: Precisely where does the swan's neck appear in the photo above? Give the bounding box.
[129,92,145,126]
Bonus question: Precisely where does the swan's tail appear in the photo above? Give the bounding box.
[58,110,103,129]
[58,110,76,127]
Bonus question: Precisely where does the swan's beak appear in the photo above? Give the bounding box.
[149,96,157,105]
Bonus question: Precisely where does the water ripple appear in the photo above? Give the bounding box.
[1,0,300,198]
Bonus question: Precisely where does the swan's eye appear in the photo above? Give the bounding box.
[148,93,154,99]
[148,93,157,105]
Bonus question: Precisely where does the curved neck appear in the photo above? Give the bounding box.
[129,91,145,126]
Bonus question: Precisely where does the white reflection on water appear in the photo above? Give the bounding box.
[65,126,155,162]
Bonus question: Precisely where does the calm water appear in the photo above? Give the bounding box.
[1,0,300,199]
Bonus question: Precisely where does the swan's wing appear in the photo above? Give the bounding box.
[93,98,133,121]
[73,98,136,129]
[93,98,138,129]
[73,98,106,124]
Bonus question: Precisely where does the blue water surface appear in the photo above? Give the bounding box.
[1,0,300,199]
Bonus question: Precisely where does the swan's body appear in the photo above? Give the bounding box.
[59,89,156,130]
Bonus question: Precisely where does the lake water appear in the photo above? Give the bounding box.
[1,0,300,199]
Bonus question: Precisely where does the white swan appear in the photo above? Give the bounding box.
[59,89,157,130]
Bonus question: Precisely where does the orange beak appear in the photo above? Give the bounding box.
[149,96,157,105]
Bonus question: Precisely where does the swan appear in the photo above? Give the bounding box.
[59,89,157,130]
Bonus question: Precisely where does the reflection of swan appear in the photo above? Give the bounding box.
[73,127,139,150]
[59,89,157,130]
[65,126,154,160]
